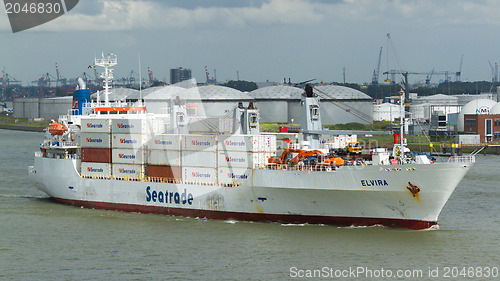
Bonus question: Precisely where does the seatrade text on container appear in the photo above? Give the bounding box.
[289,266,499,279]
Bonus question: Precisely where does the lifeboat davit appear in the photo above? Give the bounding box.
[48,121,67,135]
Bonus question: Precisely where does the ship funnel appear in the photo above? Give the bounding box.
[72,81,91,115]
[77,77,86,90]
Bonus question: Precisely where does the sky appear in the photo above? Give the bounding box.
[1,0,500,86]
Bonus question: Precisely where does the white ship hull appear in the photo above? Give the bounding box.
[30,155,471,229]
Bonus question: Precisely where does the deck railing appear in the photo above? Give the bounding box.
[447,155,476,163]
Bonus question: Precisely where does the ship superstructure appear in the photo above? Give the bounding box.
[29,54,475,230]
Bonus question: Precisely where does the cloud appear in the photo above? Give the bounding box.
[3,0,500,33]
[27,0,330,31]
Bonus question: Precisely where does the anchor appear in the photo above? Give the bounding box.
[406,182,420,197]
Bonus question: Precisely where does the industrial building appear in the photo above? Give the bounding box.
[14,84,373,125]
[13,96,72,120]
[373,103,401,121]
[459,99,500,142]
[170,67,192,84]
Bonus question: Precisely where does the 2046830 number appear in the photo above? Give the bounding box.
[5,2,62,14]
[443,267,498,278]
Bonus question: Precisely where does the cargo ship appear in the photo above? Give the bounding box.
[29,54,474,230]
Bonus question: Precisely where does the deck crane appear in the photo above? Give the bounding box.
[371,46,383,85]
[294,78,316,87]
[93,64,100,86]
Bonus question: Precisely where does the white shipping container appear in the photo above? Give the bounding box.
[81,132,111,148]
[148,134,181,150]
[150,117,166,134]
[182,167,216,184]
[112,148,145,164]
[81,118,111,133]
[81,162,111,178]
[182,134,216,151]
[182,150,216,167]
[218,167,252,184]
[263,135,277,152]
[263,153,274,166]
[112,117,152,134]
[112,134,149,149]
[218,135,260,152]
[147,150,181,166]
[112,163,145,179]
[218,151,254,168]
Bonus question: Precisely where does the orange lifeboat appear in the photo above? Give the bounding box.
[48,121,67,135]
[325,157,344,166]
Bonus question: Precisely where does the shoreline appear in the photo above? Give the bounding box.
[0,124,45,132]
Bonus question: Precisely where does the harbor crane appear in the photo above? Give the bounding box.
[371,46,383,85]
[54,63,67,87]
[205,66,216,84]
[488,60,498,83]
[455,54,463,81]
[1,70,22,86]
[147,67,157,85]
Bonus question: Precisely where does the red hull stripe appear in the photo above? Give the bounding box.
[52,197,437,230]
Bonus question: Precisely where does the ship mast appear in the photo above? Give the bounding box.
[94,53,117,107]
[399,89,406,164]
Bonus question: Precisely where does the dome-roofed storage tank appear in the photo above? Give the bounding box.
[457,99,497,131]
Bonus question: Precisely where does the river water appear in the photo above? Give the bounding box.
[0,129,499,280]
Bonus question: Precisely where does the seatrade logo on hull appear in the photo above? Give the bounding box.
[146,186,194,205]
[4,0,79,33]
